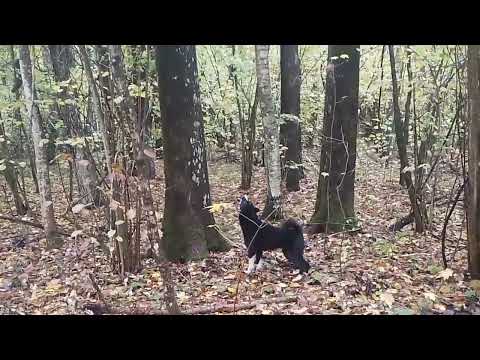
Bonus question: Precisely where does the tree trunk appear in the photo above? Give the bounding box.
[244,85,259,189]
[10,46,39,193]
[280,45,302,191]
[155,45,229,262]
[109,45,136,136]
[230,45,258,190]
[48,45,100,206]
[130,45,155,179]
[94,45,115,162]
[388,45,424,233]
[0,120,27,215]
[309,45,360,233]
[255,45,282,219]
[18,45,61,248]
[467,45,480,279]
[78,45,114,174]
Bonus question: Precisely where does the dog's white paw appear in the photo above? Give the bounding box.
[256,258,265,271]
[245,255,257,274]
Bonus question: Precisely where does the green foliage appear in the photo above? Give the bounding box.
[373,239,397,258]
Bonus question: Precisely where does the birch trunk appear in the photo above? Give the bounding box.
[18,45,61,248]
[255,45,282,219]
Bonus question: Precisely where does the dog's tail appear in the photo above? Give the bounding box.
[282,218,303,234]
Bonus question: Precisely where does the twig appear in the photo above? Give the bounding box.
[186,295,298,315]
[440,181,465,269]
[0,214,70,237]
[388,212,414,232]
[131,295,298,315]
[88,273,112,313]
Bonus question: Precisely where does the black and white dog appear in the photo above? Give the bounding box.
[238,195,310,274]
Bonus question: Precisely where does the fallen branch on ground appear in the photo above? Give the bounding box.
[0,214,70,237]
[388,212,414,232]
[156,295,298,315]
[100,295,299,315]
[88,273,112,313]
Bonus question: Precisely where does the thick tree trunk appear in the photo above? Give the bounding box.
[309,45,360,233]
[48,45,100,206]
[388,45,424,233]
[467,45,480,279]
[280,45,302,191]
[18,45,61,248]
[255,45,282,219]
[155,45,229,262]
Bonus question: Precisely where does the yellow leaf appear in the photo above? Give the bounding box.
[45,279,63,293]
[227,287,238,295]
[437,268,453,281]
[112,163,123,173]
[380,292,394,307]
[126,208,136,220]
[424,292,436,302]
[470,280,480,291]
[207,203,228,214]
[439,285,452,294]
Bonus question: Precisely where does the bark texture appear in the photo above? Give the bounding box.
[280,45,302,191]
[467,45,480,279]
[155,45,228,262]
[255,45,282,219]
[18,45,61,248]
[310,45,360,233]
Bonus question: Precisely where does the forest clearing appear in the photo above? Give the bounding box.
[0,45,479,315]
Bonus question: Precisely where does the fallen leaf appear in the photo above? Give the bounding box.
[379,292,394,307]
[72,203,87,214]
[437,268,453,281]
[424,292,437,302]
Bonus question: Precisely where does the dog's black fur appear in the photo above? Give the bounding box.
[238,195,310,273]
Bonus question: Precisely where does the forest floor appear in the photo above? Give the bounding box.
[1,143,479,315]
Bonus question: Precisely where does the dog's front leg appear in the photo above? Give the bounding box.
[245,255,257,274]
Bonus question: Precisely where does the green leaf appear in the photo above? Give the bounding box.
[393,307,415,315]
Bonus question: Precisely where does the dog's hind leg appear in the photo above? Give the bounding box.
[255,251,265,270]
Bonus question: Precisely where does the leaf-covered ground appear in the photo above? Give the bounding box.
[1,143,479,315]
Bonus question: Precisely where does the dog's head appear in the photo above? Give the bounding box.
[239,195,260,218]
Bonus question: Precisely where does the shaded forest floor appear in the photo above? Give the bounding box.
[1,143,479,315]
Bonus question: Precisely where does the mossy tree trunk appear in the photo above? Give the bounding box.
[155,45,229,262]
[310,45,360,233]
